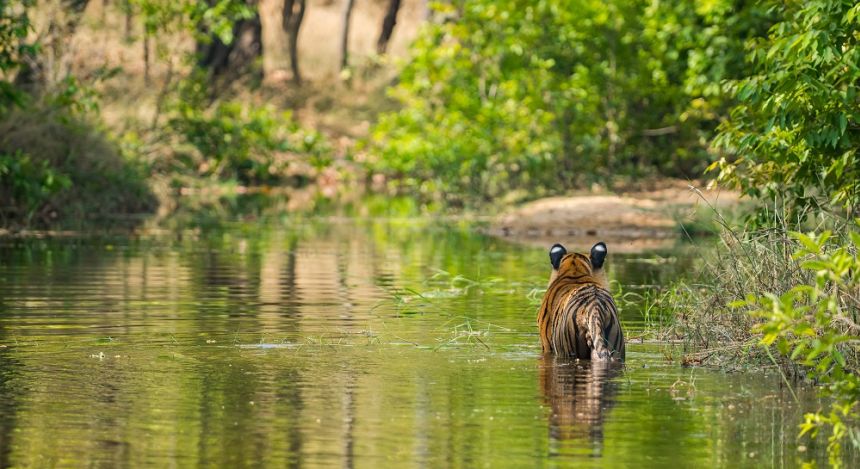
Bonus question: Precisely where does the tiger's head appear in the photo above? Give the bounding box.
[547,242,608,289]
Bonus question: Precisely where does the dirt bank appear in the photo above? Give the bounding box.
[487,181,740,252]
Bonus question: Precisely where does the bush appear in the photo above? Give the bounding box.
[742,229,859,466]
[0,0,36,112]
[665,2,860,464]
[0,150,70,224]
[0,107,156,227]
[665,222,859,466]
[369,0,771,202]
[167,75,332,186]
[712,0,860,218]
[666,227,807,369]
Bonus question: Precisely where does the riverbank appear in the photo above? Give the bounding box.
[486,180,741,252]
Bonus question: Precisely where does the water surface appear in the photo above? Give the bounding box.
[0,219,829,467]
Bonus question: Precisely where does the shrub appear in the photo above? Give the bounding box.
[0,150,70,224]
[0,106,156,227]
[369,0,771,202]
[667,227,806,369]
[712,0,860,218]
[0,0,36,112]
[741,229,859,466]
[666,222,859,466]
[168,75,332,185]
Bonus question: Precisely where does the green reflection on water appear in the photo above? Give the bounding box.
[0,219,835,467]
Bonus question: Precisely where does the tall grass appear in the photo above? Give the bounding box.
[666,227,804,369]
[665,213,857,367]
[658,207,859,466]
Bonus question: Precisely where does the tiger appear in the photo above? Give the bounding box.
[537,242,625,361]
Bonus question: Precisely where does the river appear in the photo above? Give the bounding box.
[0,218,831,467]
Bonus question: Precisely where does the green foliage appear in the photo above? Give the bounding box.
[131,0,253,41]
[369,0,771,202]
[47,71,122,118]
[0,1,160,228]
[128,1,333,187]
[0,0,37,111]
[371,0,562,201]
[168,76,331,185]
[0,106,156,227]
[0,150,71,222]
[735,228,860,466]
[713,0,860,217]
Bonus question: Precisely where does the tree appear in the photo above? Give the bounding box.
[259,0,290,81]
[376,0,401,54]
[369,0,775,202]
[196,2,262,79]
[282,0,305,85]
[712,0,860,218]
[13,0,91,94]
[340,0,356,71]
[129,1,259,81]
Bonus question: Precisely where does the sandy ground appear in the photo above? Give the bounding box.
[487,180,740,253]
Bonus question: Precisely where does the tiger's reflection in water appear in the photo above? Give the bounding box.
[539,356,621,456]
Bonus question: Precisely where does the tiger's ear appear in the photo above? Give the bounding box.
[549,244,566,270]
[590,242,607,269]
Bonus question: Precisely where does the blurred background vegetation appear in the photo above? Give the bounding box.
[0,0,857,222]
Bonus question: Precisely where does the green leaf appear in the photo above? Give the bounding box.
[791,231,821,254]
[833,349,846,367]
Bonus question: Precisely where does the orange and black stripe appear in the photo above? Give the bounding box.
[537,246,625,361]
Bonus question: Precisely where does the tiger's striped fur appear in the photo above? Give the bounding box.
[537,243,625,361]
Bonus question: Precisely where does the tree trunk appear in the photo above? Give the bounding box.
[259,0,290,82]
[143,31,150,85]
[282,0,306,85]
[376,0,401,55]
[339,0,356,71]
[422,0,431,21]
[123,0,132,40]
[197,12,262,80]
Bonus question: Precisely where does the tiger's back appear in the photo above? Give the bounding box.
[537,243,625,361]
